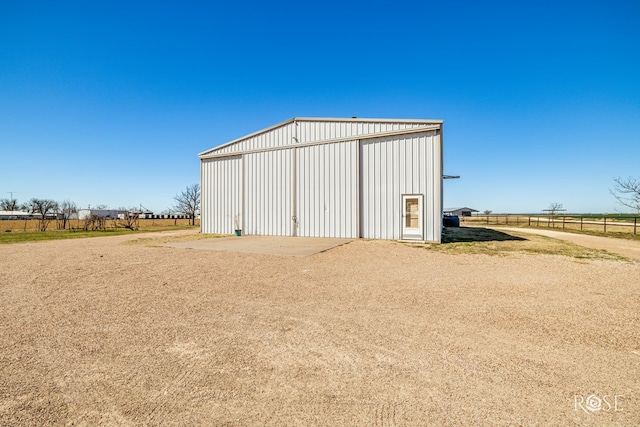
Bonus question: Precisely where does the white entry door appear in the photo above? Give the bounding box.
[402,194,423,240]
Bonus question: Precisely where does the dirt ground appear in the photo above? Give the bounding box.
[1,230,639,426]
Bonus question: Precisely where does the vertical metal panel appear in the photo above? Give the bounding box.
[296,140,358,238]
[361,131,440,241]
[244,149,292,236]
[200,156,242,234]
[427,131,443,241]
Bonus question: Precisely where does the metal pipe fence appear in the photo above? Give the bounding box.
[461,214,638,236]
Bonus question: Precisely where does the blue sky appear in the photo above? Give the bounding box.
[1,0,638,213]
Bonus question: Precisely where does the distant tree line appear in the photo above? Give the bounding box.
[1,184,201,231]
[0,198,75,231]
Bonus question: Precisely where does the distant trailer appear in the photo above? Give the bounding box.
[77,209,126,220]
[199,117,444,242]
[0,210,38,220]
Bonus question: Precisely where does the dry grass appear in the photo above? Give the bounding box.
[123,231,225,246]
[1,230,638,426]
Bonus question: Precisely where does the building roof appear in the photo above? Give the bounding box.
[0,210,39,217]
[199,117,443,159]
[443,207,479,213]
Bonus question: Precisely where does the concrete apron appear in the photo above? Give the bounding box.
[162,235,353,257]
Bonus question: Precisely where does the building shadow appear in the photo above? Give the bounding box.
[442,226,527,243]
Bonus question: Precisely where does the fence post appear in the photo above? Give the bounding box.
[487,215,489,224]
[580,216,583,231]
[604,216,607,233]
[528,216,531,226]
[506,215,508,225]
[562,215,565,229]
[634,217,637,236]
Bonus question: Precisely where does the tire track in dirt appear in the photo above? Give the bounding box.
[145,365,197,424]
[370,402,400,426]
[143,336,238,425]
[257,400,422,426]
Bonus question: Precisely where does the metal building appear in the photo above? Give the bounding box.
[199,117,443,242]
[444,207,478,217]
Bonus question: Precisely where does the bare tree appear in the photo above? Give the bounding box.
[22,198,59,231]
[173,184,200,225]
[57,200,78,230]
[0,198,20,211]
[543,202,565,227]
[483,210,492,215]
[83,214,107,231]
[611,177,640,213]
[112,208,140,231]
[546,202,564,216]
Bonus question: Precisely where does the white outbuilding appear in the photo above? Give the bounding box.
[444,207,479,217]
[199,117,444,242]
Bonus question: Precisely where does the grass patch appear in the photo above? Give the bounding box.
[409,227,627,261]
[442,227,526,243]
[0,226,199,245]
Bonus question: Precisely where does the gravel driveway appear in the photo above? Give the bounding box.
[1,231,638,426]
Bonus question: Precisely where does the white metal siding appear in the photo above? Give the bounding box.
[361,131,441,241]
[296,141,358,238]
[200,156,242,234]
[244,149,293,236]
[199,119,442,242]
[295,119,425,144]
[212,122,296,155]
[201,118,438,157]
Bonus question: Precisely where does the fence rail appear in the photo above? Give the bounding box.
[462,215,638,236]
